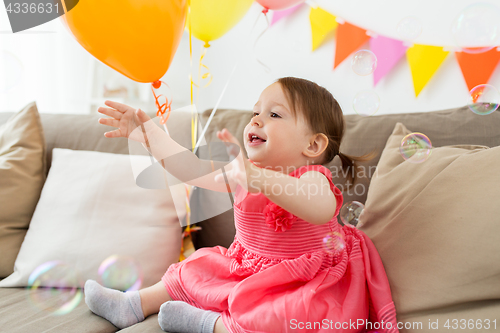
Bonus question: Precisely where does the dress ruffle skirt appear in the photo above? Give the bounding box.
[162,165,398,333]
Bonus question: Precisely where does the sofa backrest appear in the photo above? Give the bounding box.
[0,110,195,174]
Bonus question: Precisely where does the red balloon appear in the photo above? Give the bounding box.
[256,0,305,11]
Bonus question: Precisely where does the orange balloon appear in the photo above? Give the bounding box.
[62,0,188,83]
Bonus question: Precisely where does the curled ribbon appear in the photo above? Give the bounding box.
[189,47,213,90]
[151,80,172,125]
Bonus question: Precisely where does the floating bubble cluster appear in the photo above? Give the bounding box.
[351,50,377,76]
[400,132,432,163]
[98,255,143,292]
[27,261,83,315]
[340,201,364,228]
[468,84,500,115]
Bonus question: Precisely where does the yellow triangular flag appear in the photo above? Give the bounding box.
[310,7,338,51]
[407,44,449,97]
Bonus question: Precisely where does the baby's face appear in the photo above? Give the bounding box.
[243,82,314,171]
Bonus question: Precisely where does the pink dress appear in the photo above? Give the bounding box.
[162,165,398,333]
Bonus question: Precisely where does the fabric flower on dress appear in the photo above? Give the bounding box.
[263,202,297,232]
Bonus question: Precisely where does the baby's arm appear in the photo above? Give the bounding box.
[142,121,235,193]
[98,100,234,192]
[250,168,337,225]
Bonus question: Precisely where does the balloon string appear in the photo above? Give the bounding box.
[254,10,271,73]
[194,11,262,155]
[181,7,197,261]
[182,8,193,259]
[188,11,198,155]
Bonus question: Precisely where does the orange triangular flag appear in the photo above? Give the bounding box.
[333,22,370,69]
[455,48,500,92]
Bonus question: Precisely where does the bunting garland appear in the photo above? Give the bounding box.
[268,5,500,97]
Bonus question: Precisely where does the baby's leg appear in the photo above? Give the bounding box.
[139,280,171,317]
[214,317,230,333]
[84,279,171,329]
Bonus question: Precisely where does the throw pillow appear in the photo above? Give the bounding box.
[0,148,184,289]
[359,122,500,327]
[0,102,46,278]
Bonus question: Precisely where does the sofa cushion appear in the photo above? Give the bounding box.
[0,149,183,291]
[119,315,163,332]
[358,122,500,326]
[0,286,175,332]
[0,287,117,333]
[192,106,500,249]
[0,102,46,278]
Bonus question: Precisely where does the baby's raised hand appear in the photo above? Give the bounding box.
[215,129,260,194]
[97,100,158,143]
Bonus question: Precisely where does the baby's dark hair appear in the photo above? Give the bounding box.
[277,77,375,188]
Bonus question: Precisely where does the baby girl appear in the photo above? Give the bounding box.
[86,77,397,333]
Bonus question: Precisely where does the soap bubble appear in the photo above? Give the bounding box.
[351,50,377,76]
[353,90,380,116]
[0,50,24,93]
[323,232,345,254]
[400,132,432,163]
[451,3,500,54]
[467,84,500,115]
[27,261,83,315]
[397,16,422,41]
[340,201,364,228]
[98,255,143,291]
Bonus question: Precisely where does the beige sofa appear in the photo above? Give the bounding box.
[1,102,499,333]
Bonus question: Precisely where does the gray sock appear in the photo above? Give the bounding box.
[158,301,221,333]
[84,279,145,329]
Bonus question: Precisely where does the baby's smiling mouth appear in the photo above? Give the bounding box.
[248,132,267,143]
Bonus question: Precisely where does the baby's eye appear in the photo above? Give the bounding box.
[270,112,281,118]
[252,112,259,117]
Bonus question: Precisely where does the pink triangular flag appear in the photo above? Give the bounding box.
[370,35,408,85]
[270,4,303,26]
